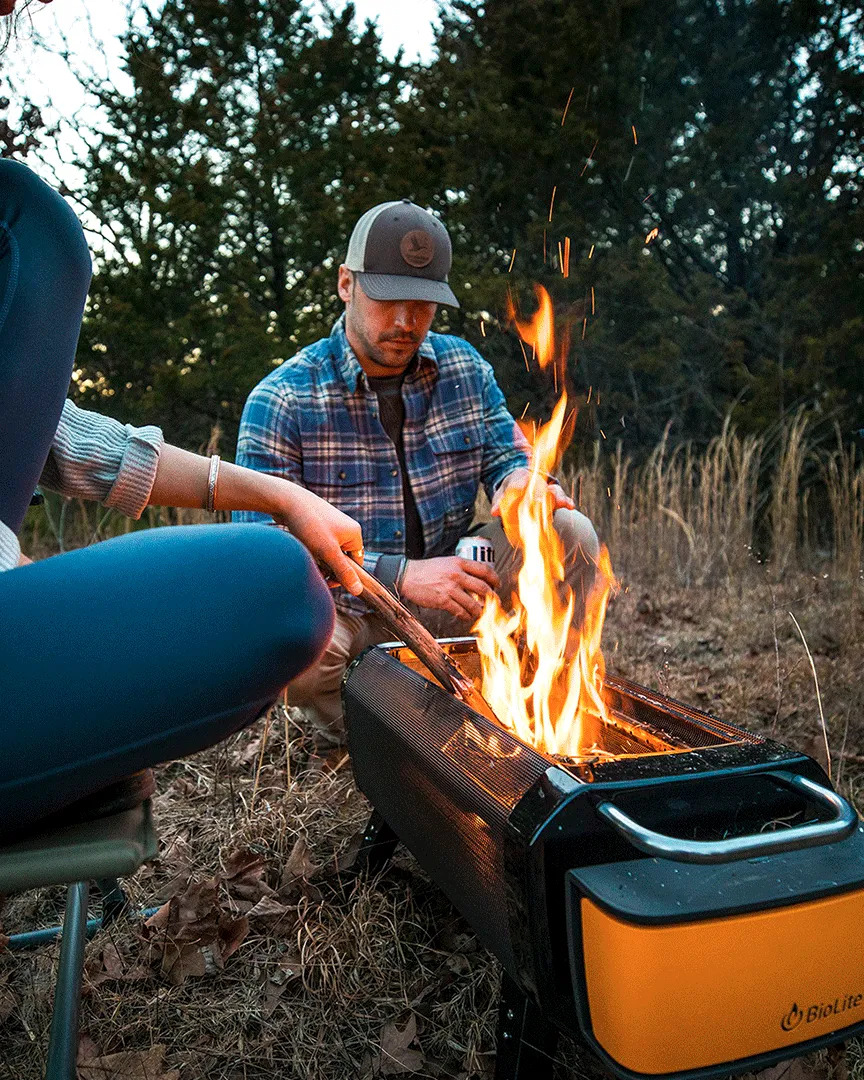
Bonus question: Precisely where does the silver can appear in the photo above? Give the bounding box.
[455,535,496,565]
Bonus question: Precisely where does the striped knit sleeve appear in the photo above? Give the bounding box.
[40,400,164,519]
[0,518,21,571]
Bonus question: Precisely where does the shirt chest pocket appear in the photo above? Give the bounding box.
[427,425,483,523]
[301,457,376,516]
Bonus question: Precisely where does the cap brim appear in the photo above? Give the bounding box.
[356,272,460,308]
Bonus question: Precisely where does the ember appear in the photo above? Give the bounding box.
[475,287,617,758]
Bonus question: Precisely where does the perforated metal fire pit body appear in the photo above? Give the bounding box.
[343,637,864,1080]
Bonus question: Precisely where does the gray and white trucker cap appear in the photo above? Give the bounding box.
[345,199,459,308]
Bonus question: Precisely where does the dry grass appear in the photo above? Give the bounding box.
[4,418,864,1078]
[570,415,863,587]
[3,567,862,1079]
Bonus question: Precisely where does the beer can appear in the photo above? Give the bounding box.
[455,535,496,565]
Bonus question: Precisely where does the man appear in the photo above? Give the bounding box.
[235,199,599,746]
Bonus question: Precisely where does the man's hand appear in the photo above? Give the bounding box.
[490,467,575,517]
[399,556,500,622]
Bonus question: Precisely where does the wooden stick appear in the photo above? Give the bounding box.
[355,564,500,724]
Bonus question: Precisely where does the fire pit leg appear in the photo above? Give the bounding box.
[494,972,558,1080]
[354,810,400,875]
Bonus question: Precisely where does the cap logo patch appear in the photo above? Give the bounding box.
[400,230,435,268]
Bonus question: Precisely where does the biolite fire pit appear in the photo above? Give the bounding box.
[343,636,864,1080]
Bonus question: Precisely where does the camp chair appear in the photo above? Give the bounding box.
[0,772,158,1080]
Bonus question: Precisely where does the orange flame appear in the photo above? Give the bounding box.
[474,287,617,758]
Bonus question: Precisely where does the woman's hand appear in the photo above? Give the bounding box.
[269,482,364,597]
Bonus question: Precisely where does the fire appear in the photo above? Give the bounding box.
[474,287,617,758]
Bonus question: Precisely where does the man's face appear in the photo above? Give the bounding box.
[338,266,437,377]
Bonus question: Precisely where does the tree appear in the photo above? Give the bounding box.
[71,0,408,448]
[399,0,864,451]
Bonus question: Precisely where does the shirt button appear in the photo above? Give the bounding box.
[338,470,346,480]
[463,434,471,444]
[391,468,399,477]
[395,529,403,538]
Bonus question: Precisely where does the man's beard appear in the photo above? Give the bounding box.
[353,320,420,370]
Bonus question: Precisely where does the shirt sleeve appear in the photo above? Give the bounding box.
[477,352,531,500]
[233,380,303,525]
[234,376,383,582]
[0,518,21,572]
[40,400,163,519]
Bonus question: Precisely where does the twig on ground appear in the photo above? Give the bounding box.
[249,709,272,814]
[789,611,831,780]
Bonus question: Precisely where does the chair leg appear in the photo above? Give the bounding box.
[45,881,89,1080]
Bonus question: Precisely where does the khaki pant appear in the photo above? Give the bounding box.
[286,508,600,746]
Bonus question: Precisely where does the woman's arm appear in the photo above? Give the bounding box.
[35,402,363,593]
[149,445,363,595]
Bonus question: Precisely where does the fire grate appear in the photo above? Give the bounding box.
[344,636,864,1080]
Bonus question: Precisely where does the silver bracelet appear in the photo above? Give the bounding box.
[206,454,221,513]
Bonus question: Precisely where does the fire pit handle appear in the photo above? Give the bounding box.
[594,772,859,864]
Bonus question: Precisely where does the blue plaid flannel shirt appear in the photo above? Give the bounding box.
[234,315,529,615]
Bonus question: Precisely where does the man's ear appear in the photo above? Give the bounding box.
[337,266,353,304]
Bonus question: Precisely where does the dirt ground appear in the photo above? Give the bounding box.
[1,568,862,1080]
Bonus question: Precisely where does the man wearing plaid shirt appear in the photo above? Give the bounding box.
[235,200,599,747]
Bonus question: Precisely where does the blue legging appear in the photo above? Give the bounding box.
[0,162,335,836]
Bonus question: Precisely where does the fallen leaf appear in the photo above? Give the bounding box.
[101,941,125,980]
[143,878,247,986]
[445,953,471,975]
[75,1033,101,1063]
[261,977,290,1018]
[280,837,318,889]
[223,848,267,887]
[77,1043,179,1080]
[246,895,292,920]
[231,735,263,766]
[218,913,249,961]
[162,942,207,985]
[375,1013,425,1076]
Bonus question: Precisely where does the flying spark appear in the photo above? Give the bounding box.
[580,139,599,178]
[548,186,557,223]
[508,248,517,272]
[631,125,638,144]
[645,227,660,244]
[561,87,575,127]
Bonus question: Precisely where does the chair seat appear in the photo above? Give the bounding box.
[0,800,158,894]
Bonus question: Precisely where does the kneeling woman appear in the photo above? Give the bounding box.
[0,158,362,837]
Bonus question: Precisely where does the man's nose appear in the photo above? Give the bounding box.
[392,303,419,331]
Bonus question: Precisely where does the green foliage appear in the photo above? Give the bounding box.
[397,0,864,449]
[48,0,864,456]
[72,0,407,448]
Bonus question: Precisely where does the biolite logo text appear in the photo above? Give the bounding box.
[781,993,863,1032]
